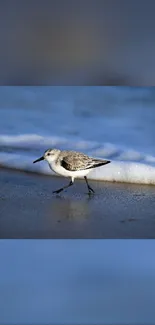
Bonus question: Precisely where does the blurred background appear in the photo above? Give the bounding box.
[0,0,155,85]
[1,86,155,185]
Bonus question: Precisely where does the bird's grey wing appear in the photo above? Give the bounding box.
[61,154,110,171]
[60,154,93,171]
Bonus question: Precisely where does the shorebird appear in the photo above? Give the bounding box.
[33,148,110,194]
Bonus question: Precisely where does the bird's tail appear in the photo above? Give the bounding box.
[88,159,111,169]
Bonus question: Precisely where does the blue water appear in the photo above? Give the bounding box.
[0,240,155,324]
[1,86,155,184]
[0,86,154,153]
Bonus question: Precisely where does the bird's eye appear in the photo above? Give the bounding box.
[47,153,50,156]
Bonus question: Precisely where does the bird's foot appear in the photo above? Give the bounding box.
[53,188,63,194]
[88,187,95,195]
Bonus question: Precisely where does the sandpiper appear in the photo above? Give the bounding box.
[33,148,110,194]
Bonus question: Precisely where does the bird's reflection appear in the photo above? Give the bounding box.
[46,193,94,223]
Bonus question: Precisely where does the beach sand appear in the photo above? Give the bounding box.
[0,168,155,238]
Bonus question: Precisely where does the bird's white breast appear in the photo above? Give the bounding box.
[48,161,90,178]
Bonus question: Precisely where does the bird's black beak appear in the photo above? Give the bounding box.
[33,156,44,163]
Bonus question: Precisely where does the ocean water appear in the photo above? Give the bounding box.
[1,86,155,184]
[0,240,155,324]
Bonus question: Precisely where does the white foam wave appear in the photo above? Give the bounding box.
[1,134,155,185]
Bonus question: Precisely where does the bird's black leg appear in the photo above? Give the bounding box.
[84,176,95,194]
[53,180,73,194]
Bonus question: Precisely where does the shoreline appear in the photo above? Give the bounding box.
[1,164,155,187]
[0,168,155,239]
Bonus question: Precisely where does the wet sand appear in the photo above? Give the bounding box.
[0,168,155,238]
